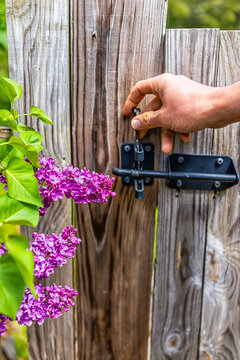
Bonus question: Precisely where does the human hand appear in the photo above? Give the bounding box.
[123,73,220,153]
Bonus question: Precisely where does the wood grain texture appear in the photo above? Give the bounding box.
[71,1,168,359]
[5,1,73,359]
[199,31,240,360]
[151,29,220,360]
[0,127,11,140]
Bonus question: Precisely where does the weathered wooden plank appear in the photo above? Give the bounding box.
[151,29,220,360]
[71,1,168,359]
[5,1,73,359]
[0,127,11,140]
[199,31,240,360]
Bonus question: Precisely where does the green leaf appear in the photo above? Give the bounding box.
[7,136,41,167]
[30,106,53,125]
[20,131,44,152]
[10,108,19,119]
[0,109,17,132]
[0,76,22,104]
[0,224,18,243]
[5,234,35,296]
[16,123,35,132]
[0,253,26,319]
[1,146,24,168]
[0,194,39,227]
[0,182,7,196]
[0,137,11,161]
[4,158,42,207]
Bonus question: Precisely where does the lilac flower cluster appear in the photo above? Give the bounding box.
[0,227,80,336]
[0,314,12,336]
[36,156,116,215]
[31,226,81,280]
[0,284,78,336]
[16,284,78,326]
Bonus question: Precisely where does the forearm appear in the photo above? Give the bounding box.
[210,81,240,128]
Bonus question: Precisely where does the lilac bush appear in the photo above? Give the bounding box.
[0,156,116,336]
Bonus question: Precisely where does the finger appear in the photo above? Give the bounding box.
[161,128,174,154]
[179,133,191,142]
[131,109,164,131]
[144,95,162,112]
[138,96,162,139]
[123,77,158,116]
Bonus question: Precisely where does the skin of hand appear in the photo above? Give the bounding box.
[123,73,240,153]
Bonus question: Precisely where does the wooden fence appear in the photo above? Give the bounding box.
[4,0,240,359]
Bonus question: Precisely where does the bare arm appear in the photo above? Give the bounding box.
[123,73,240,153]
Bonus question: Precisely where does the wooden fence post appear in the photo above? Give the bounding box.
[151,29,220,360]
[199,30,240,359]
[5,1,73,359]
[71,1,167,359]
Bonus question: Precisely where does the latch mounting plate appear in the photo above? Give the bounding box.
[121,143,155,186]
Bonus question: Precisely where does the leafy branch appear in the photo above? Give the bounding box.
[0,75,53,318]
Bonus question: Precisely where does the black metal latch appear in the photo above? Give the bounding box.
[112,144,239,199]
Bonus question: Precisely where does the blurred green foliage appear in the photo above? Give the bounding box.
[0,0,10,109]
[167,0,240,29]
[0,6,27,359]
[0,0,8,76]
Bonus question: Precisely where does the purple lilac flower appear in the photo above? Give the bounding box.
[0,314,12,336]
[0,243,7,256]
[0,174,7,190]
[31,226,81,280]
[36,156,116,215]
[16,284,78,326]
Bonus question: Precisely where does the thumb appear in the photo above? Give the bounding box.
[131,110,164,131]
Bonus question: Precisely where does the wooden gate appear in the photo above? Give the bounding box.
[4,1,240,359]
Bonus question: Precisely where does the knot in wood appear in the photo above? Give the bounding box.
[164,332,182,353]
[91,31,97,39]
[5,0,30,16]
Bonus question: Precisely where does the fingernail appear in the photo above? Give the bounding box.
[131,119,143,130]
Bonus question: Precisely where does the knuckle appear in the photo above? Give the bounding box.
[142,112,153,126]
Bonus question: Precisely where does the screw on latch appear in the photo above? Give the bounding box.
[178,156,184,164]
[124,145,131,153]
[214,181,221,189]
[145,177,151,184]
[176,180,182,188]
[216,157,224,166]
[124,176,131,184]
[145,145,152,153]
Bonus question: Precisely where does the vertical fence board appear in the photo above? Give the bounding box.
[199,31,240,360]
[5,1,73,359]
[151,29,220,360]
[71,1,167,359]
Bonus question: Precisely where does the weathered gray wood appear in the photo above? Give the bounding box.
[199,31,240,360]
[71,1,167,359]
[5,1,73,359]
[151,29,220,360]
[0,127,11,140]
